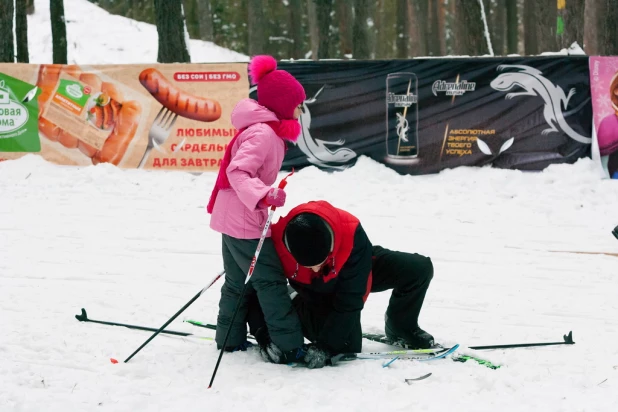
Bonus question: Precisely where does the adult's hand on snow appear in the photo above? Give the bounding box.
[304,344,330,369]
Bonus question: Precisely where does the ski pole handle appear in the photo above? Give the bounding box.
[270,169,295,212]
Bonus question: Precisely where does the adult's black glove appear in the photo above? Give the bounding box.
[303,344,330,369]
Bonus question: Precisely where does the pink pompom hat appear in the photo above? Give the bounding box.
[248,55,306,120]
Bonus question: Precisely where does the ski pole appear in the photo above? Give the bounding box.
[76,308,213,339]
[467,331,575,350]
[123,270,225,363]
[208,170,294,389]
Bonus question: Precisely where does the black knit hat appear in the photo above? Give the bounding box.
[283,212,333,267]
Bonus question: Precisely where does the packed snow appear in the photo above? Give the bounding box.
[26,0,250,64]
[1,154,618,411]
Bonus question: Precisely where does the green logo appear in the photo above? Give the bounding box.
[0,74,41,153]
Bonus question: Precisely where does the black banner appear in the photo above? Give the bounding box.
[253,57,593,175]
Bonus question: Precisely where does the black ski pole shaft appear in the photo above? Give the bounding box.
[208,171,294,389]
[123,270,224,363]
[76,308,192,337]
[468,331,574,350]
[75,308,219,340]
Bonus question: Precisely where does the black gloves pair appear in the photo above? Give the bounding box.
[254,326,330,369]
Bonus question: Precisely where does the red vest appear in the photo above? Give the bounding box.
[271,200,372,301]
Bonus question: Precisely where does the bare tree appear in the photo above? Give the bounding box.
[602,0,618,54]
[247,0,265,55]
[396,0,409,58]
[315,0,333,59]
[454,0,488,55]
[50,0,68,64]
[154,0,190,63]
[523,0,538,54]
[491,0,506,55]
[506,0,518,54]
[352,0,370,59]
[196,0,214,41]
[535,0,557,52]
[0,0,14,62]
[307,0,319,59]
[338,0,353,56]
[16,0,29,62]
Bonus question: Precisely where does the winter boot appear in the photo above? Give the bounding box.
[385,315,435,349]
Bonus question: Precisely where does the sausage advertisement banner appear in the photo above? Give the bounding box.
[1,57,595,176]
[0,63,248,171]
[589,56,618,179]
[272,56,593,174]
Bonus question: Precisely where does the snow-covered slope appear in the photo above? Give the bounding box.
[26,0,249,64]
[1,154,618,411]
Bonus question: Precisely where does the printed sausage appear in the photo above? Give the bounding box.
[78,140,98,158]
[62,65,82,79]
[57,129,79,149]
[36,64,62,92]
[92,101,142,166]
[138,68,221,122]
[38,117,61,142]
[101,82,124,103]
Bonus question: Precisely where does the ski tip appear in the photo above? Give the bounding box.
[110,358,118,364]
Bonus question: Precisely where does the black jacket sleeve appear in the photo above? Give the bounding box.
[316,223,373,353]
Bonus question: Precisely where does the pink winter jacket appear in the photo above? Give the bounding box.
[209,99,287,239]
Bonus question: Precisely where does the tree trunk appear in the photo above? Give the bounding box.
[195,0,214,41]
[0,0,14,63]
[415,0,429,56]
[338,0,353,56]
[491,0,506,55]
[16,0,29,63]
[407,0,423,56]
[374,0,386,58]
[50,0,68,64]
[352,0,370,59]
[26,0,35,15]
[454,0,488,55]
[583,0,602,54]
[602,0,618,54]
[154,0,190,63]
[535,0,557,52]
[247,0,265,55]
[556,0,585,49]
[307,0,319,59]
[506,0,518,54]
[181,0,199,39]
[315,0,333,59]
[288,0,304,58]
[437,0,447,55]
[396,0,409,58]
[427,0,441,55]
[523,0,538,54]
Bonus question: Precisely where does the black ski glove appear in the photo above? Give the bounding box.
[303,344,330,369]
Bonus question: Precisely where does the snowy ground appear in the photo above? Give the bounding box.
[1,154,618,411]
[26,0,250,64]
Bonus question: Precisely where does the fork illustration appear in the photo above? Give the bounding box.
[137,106,179,169]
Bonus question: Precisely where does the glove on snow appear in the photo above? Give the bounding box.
[303,344,330,369]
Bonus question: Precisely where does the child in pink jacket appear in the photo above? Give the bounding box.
[206,55,311,365]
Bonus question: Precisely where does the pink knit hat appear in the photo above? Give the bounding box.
[248,55,306,120]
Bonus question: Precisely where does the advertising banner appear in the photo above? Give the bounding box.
[0,63,248,171]
[274,57,593,175]
[589,56,618,179]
